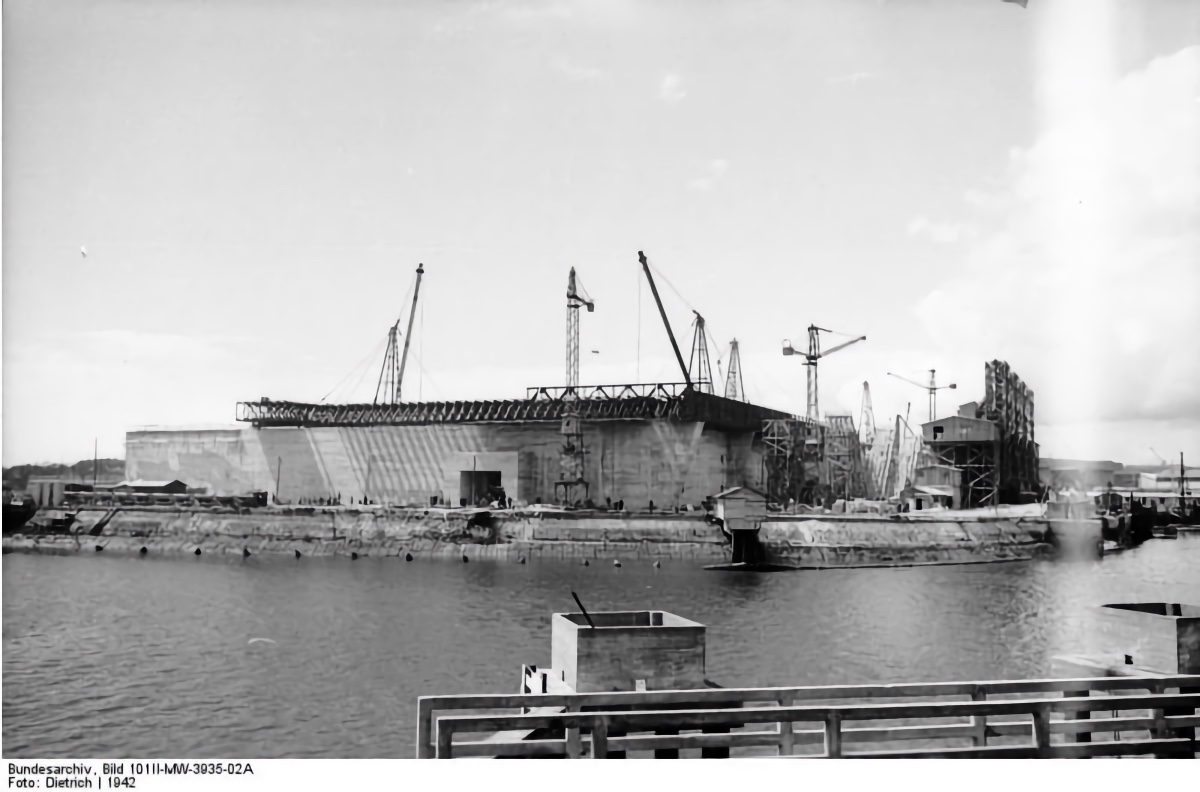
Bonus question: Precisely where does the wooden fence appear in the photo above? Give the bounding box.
[417,674,1200,759]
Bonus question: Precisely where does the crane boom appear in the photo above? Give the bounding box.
[887,369,956,422]
[820,335,866,358]
[887,372,930,390]
[395,264,424,402]
[639,251,691,387]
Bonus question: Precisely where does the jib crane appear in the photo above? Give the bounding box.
[887,369,956,423]
[638,251,692,389]
[374,264,425,404]
[782,326,866,420]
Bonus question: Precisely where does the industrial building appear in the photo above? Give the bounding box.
[121,257,1044,513]
[124,256,795,508]
[125,386,789,508]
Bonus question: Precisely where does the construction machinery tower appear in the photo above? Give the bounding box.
[782,326,866,420]
[724,339,745,401]
[374,264,425,405]
[565,267,595,389]
[888,369,957,422]
[688,312,715,394]
[858,382,876,448]
[559,267,594,504]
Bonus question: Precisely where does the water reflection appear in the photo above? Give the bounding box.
[4,536,1198,757]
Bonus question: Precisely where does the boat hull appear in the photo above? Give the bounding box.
[708,514,1103,571]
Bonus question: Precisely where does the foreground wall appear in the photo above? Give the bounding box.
[126,421,765,508]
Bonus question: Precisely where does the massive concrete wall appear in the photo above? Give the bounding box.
[126,429,273,495]
[126,420,767,507]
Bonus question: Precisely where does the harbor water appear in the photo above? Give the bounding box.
[4,536,1199,758]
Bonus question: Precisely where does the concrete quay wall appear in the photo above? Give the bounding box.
[755,517,1052,568]
[4,509,1062,568]
[2,508,734,562]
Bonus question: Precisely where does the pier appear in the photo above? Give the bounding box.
[417,606,1200,759]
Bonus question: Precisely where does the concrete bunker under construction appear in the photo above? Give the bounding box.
[125,384,790,508]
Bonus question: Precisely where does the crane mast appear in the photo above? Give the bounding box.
[688,311,714,394]
[565,267,594,389]
[724,339,745,401]
[859,381,876,448]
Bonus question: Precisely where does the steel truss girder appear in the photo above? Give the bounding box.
[236,383,790,432]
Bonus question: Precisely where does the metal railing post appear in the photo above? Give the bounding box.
[565,703,582,758]
[970,689,988,747]
[591,719,608,759]
[778,697,795,756]
[437,720,455,759]
[1031,705,1051,758]
[416,698,434,759]
[824,713,842,758]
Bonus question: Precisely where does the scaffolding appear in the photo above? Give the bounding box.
[763,418,826,507]
[929,439,999,509]
[825,415,868,500]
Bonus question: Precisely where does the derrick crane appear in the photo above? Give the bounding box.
[724,339,745,402]
[688,311,715,394]
[887,369,956,423]
[374,264,425,405]
[565,267,594,389]
[782,326,866,420]
[638,251,692,388]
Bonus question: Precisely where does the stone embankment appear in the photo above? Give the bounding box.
[1,507,734,562]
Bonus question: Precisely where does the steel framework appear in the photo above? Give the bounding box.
[688,312,715,394]
[724,339,745,402]
[981,360,1039,501]
[565,268,594,388]
[237,384,790,432]
[762,418,826,507]
[929,440,999,509]
[825,414,868,500]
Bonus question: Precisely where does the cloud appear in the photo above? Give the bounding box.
[828,72,876,87]
[551,57,604,83]
[916,45,1200,437]
[660,73,687,103]
[687,159,730,192]
[906,216,970,244]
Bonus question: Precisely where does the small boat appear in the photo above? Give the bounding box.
[1151,525,1179,539]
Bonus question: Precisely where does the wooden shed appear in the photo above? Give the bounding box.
[713,486,768,529]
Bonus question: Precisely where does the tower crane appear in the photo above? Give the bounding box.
[782,326,866,420]
[565,267,594,389]
[887,369,956,423]
[724,339,745,401]
[374,264,425,405]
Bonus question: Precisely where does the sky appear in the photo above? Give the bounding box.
[3,0,1198,467]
